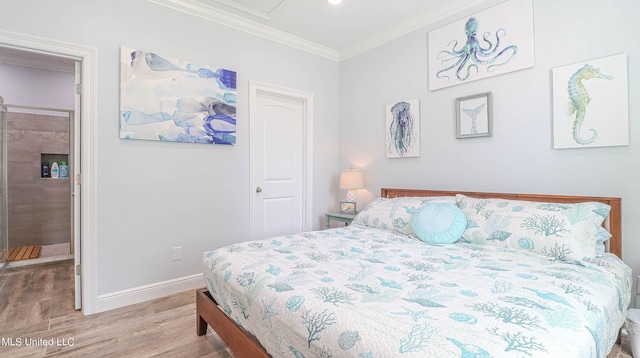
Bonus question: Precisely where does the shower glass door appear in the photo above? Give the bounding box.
[0,98,7,273]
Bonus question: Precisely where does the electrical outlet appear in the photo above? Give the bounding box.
[172,246,182,261]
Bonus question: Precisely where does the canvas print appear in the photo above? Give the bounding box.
[456,92,492,138]
[552,54,628,149]
[428,0,534,91]
[386,99,420,158]
[120,47,237,144]
[340,202,356,215]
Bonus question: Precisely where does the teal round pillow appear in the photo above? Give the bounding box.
[411,203,467,244]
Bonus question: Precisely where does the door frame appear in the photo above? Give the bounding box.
[0,29,98,315]
[248,81,314,239]
[0,100,6,275]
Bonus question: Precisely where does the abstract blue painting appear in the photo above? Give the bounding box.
[120,47,237,144]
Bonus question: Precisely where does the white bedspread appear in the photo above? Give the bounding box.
[203,226,632,357]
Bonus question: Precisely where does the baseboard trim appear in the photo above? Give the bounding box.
[95,273,204,313]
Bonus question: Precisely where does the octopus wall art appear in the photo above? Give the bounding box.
[428,0,534,91]
[386,99,420,158]
[435,17,517,83]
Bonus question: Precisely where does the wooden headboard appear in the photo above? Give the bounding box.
[381,188,622,259]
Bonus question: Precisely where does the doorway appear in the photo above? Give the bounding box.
[0,29,97,314]
[249,81,314,240]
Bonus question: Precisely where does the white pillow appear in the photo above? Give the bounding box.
[456,194,610,261]
[351,196,456,237]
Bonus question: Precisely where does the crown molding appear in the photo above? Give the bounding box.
[339,0,503,60]
[206,0,273,20]
[147,0,340,61]
[148,0,504,62]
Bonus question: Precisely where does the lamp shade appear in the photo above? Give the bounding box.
[339,169,363,190]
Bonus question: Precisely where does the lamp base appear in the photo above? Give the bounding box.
[346,190,356,203]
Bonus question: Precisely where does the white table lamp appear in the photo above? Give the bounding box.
[339,169,364,202]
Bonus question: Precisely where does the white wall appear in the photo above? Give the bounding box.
[0,64,74,110]
[339,0,639,304]
[0,0,340,296]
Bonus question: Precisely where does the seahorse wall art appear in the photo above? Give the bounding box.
[567,64,613,145]
[386,99,420,158]
[552,53,629,149]
[428,0,534,91]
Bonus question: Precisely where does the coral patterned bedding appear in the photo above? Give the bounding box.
[202,225,631,357]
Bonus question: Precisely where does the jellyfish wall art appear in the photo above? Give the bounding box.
[120,47,237,144]
[386,99,420,158]
[428,0,534,91]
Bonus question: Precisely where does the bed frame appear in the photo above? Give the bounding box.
[196,188,623,357]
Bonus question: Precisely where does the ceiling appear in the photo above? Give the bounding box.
[150,0,503,61]
[0,0,502,71]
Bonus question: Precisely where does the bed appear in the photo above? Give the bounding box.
[197,188,632,357]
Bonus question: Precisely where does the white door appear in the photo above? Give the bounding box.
[73,61,82,310]
[249,81,313,240]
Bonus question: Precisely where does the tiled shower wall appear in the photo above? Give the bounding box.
[7,112,70,248]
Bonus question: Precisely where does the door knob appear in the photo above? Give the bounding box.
[256,187,262,193]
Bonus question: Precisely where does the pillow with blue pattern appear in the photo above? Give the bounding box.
[351,196,456,237]
[595,226,612,256]
[411,203,467,244]
[456,194,611,261]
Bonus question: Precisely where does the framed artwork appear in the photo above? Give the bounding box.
[456,92,492,138]
[552,53,629,149]
[428,0,534,91]
[340,202,356,215]
[120,47,237,144]
[386,98,420,158]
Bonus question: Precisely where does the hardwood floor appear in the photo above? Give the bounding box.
[0,259,633,357]
[0,259,232,357]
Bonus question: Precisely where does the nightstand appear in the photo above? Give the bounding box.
[325,212,357,229]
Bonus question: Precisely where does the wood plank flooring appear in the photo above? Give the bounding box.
[0,259,633,357]
[0,259,233,357]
